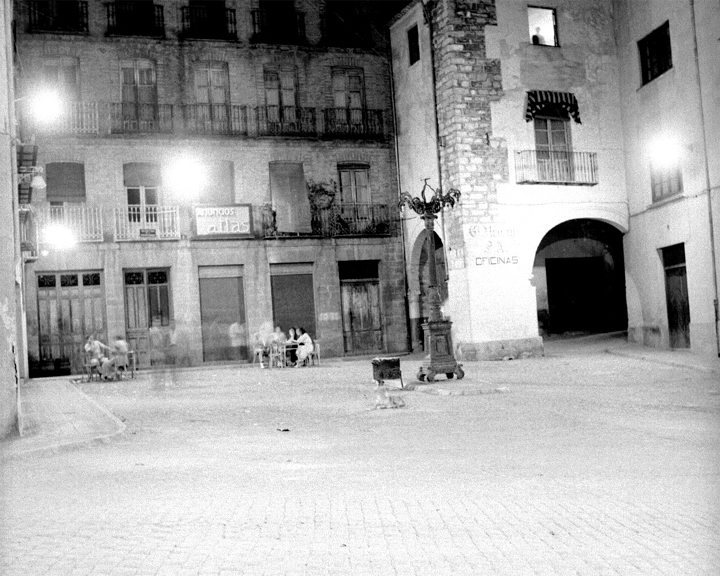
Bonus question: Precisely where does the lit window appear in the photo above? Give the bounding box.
[638,21,672,85]
[528,6,558,47]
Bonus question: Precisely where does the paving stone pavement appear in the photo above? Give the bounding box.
[1,334,719,576]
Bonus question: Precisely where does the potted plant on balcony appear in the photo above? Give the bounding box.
[306,179,337,209]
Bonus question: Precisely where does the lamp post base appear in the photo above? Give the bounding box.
[417,319,464,382]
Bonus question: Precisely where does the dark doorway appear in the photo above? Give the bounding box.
[271,273,316,339]
[662,244,690,348]
[199,273,247,362]
[535,219,628,336]
[546,257,604,333]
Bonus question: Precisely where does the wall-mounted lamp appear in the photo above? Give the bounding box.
[18,166,46,191]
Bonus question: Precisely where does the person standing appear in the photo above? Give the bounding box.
[228,319,246,360]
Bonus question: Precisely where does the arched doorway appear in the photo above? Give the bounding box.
[533,219,627,335]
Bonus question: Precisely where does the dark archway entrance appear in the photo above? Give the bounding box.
[534,219,627,335]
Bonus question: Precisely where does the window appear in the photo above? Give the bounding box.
[121,59,157,130]
[650,160,682,202]
[338,164,370,204]
[264,66,297,125]
[45,162,86,202]
[408,25,419,65]
[638,21,672,85]
[534,106,572,182]
[331,68,365,128]
[123,163,160,224]
[194,61,230,131]
[42,57,79,100]
[325,0,369,47]
[124,269,171,329]
[528,6,558,47]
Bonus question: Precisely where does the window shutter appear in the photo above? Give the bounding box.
[45,162,86,202]
[269,162,311,233]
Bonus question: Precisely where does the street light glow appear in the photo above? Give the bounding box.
[166,157,206,199]
[43,224,76,250]
[28,90,64,124]
[648,136,682,167]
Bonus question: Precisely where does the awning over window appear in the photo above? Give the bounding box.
[123,162,161,187]
[525,90,581,124]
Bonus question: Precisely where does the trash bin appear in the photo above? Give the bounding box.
[372,357,403,388]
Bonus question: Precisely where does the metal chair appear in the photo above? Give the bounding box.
[268,343,285,368]
[82,355,102,382]
[308,340,320,366]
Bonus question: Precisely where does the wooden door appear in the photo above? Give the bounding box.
[36,271,106,375]
[665,266,690,349]
[340,280,383,353]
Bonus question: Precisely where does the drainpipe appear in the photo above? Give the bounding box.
[689,0,720,356]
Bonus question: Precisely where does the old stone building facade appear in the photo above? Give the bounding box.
[13,0,410,376]
[391,0,719,359]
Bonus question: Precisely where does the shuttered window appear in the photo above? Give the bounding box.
[45,162,86,202]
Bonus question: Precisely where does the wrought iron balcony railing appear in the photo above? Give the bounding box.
[24,101,99,135]
[323,108,384,139]
[35,205,104,243]
[256,106,317,137]
[109,103,175,134]
[106,2,164,37]
[251,9,306,44]
[27,0,89,34]
[113,206,180,241]
[262,203,394,238]
[179,5,236,40]
[182,104,248,136]
[515,150,598,185]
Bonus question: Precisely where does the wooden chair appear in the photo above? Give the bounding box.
[115,351,136,380]
[252,345,267,367]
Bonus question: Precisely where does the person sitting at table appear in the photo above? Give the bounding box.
[101,334,130,380]
[85,333,111,369]
[271,326,287,345]
[285,327,298,366]
[295,327,314,367]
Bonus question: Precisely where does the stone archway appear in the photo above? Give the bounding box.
[533,219,628,336]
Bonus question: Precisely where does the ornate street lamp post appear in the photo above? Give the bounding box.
[400,179,464,382]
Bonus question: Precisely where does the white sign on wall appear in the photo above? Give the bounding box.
[194,205,252,238]
[468,224,520,266]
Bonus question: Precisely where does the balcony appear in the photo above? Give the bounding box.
[323,109,384,140]
[256,106,317,137]
[109,103,175,134]
[106,2,164,37]
[35,205,104,243]
[515,150,598,185]
[179,5,236,40]
[113,206,180,241]
[251,9,306,44]
[23,101,99,135]
[262,203,394,238]
[27,1,89,34]
[182,104,248,136]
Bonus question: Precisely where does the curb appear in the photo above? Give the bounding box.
[2,380,127,460]
[606,348,720,374]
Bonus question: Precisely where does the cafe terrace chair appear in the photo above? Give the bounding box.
[268,343,285,368]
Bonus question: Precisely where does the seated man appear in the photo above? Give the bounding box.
[101,335,130,380]
[295,327,314,367]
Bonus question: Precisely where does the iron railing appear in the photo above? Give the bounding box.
[27,0,89,34]
[515,150,598,185]
[256,106,317,137]
[262,203,394,238]
[109,103,175,134]
[179,6,236,40]
[182,104,248,136]
[323,108,384,139]
[251,9,306,44]
[35,205,104,243]
[113,206,180,241]
[106,2,164,37]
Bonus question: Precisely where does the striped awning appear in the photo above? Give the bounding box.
[525,90,581,124]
